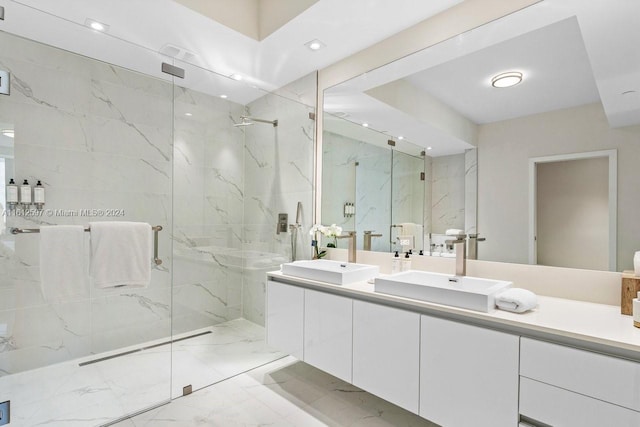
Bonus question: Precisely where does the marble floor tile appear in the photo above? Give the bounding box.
[116,356,440,427]
[1,318,282,426]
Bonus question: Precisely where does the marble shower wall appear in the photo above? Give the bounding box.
[243,83,316,325]
[0,31,173,375]
[430,153,466,233]
[322,131,392,252]
[171,86,246,335]
[392,151,425,250]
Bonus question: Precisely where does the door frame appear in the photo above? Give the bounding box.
[528,149,617,271]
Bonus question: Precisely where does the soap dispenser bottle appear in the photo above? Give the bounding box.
[391,251,401,274]
[20,179,32,206]
[634,292,640,328]
[34,180,45,210]
[6,178,18,210]
[401,251,412,272]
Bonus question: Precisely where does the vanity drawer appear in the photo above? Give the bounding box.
[520,338,640,410]
[520,377,640,427]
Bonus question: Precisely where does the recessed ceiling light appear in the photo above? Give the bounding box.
[230,73,243,81]
[362,123,369,128]
[491,71,523,88]
[398,136,404,140]
[85,18,109,32]
[305,39,326,51]
[426,146,433,150]
[220,94,228,99]
[2,129,14,138]
[185,113,192,117]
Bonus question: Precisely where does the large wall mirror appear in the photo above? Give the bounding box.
[322,114,427,253]
[322,0,640,272]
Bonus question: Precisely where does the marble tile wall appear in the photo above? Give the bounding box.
[322,131,392,252]
[392,151,425,250]
[430,153,466,233]
[242,86,316,325]
[0,31,174,376]
[171,86,246,335]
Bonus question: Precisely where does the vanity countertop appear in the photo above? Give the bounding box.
[267,270,640,359]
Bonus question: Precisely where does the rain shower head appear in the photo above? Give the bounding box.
[233,115,278,127]
[233,117,254,127]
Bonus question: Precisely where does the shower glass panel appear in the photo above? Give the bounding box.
[169,60,316,396]
[391,150,426,253]
[0,31,173,425]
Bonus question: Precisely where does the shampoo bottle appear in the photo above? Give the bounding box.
[20,179,31,206]
[34,180,45,210]
[634,291,640,328]
[6,178,18,209]
[391,251,401,274]
[401,251,412,272]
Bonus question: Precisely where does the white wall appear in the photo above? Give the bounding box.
[478,102,640,271]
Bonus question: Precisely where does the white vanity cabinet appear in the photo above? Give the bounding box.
[352,300,421,413]
[519,338,640,426]
[420,315,520,427]
[266,280,304,359]
[304,289,353,382]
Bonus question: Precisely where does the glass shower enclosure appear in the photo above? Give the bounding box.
[0,17,315,426]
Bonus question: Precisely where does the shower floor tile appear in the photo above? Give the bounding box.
[0,318,283,426]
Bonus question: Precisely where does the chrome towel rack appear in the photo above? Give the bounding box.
[10,225,164,265]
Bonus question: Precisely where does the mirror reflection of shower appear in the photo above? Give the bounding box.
[233,115,278,127]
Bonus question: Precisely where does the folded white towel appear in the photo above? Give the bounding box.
[89,221,152,289]
[445,228,465,236]
[40,225,88,301]
[495,288,538,313]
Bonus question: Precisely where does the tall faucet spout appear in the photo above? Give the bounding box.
[336,231,357,263]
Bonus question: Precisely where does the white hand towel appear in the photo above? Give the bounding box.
[445,229,465,236]
[40,225,88,301]
[89,221,152,288]
[495,288,538,313]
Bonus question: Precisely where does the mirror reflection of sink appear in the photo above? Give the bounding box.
[281,260,379,285]
[374,271,512,312]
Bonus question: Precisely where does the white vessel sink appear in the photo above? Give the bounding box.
[374,270,511,312]
[281,260,379,285]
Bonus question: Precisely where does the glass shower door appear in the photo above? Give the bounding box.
[0,30,174,425]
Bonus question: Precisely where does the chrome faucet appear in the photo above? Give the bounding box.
[363,230,382,251]
[445,234,466,276]
[336,231,357,263]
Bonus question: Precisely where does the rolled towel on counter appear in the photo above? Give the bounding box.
[495,288,538,313]
[445,228,464,236]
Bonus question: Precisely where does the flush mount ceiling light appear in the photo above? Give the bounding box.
[362,123,369,128]
[398,136,404,140]
[230,73,243,81]
[184,112,192,117]
[2,129,14,138]
[85,18,109,32]
[491,71,523,88]
[220,94,228,99]
[305,39,326,51]
[426,146,433,151]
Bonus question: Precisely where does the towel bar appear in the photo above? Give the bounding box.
[10,225,164,265]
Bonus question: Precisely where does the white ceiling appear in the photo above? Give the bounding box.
[324,0,640,155]
[0,0,462,102]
